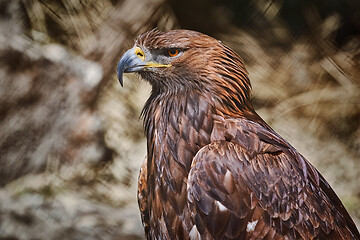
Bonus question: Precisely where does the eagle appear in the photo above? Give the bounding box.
[117,29,359,240]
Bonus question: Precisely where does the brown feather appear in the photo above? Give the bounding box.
[120,29,360,239]
[137,157,150,237]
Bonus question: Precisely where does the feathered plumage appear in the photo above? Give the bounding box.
[117,29,360,239]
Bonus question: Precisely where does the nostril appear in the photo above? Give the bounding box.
[134,47,145,61]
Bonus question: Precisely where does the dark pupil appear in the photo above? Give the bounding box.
[169,49,177,55]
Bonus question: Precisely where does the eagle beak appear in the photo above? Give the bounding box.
[117,46,172,87]
[117,47,144,87]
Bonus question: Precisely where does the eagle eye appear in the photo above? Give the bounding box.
[168,49,179,57]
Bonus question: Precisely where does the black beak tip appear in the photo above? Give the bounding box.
[118,75,124,87]
[117,61,124,87]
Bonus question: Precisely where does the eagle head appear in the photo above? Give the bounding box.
[117,29,251,100]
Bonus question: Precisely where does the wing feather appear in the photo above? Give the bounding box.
[137,157,150,237]
[187,124,359,239]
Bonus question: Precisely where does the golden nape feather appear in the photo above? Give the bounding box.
[117,29,360,240]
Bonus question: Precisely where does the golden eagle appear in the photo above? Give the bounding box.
[117,29,359,239]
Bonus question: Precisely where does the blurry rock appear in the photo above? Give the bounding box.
[0,184,143,240]
[0,0,111,186]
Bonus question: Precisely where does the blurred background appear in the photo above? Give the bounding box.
[0,0,359,239]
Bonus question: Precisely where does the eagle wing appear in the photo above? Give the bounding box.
[187,118,358,239]
[137,157,150,237]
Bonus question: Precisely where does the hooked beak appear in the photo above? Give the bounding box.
[116,46,172,86]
